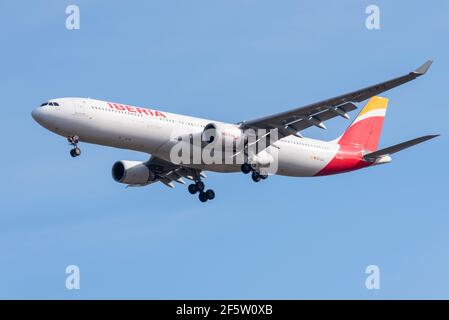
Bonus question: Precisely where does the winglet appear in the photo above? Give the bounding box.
[414,60,433,75]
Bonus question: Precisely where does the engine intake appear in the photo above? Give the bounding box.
[112,160,155,185]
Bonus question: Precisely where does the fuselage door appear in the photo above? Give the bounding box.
[74,99,88,117]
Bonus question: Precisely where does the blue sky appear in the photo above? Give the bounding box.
[0,0,448,299]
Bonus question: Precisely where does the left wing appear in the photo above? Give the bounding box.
[241,60,432,138]
[132,156,204,188]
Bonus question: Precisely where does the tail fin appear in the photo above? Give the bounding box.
[337,96,389,151]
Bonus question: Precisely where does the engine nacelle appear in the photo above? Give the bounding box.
[201,122,244,149]
[112,160,155,185]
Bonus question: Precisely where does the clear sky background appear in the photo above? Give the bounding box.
[0,0,448,299]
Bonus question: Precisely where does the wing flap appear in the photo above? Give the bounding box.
[144,156,203,188]
[288,102,357,132]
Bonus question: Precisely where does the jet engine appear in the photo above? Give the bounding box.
[112,160,156,185]
[201,122,244,149]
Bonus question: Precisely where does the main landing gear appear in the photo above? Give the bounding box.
[188,180,215,203]
[241,163,268,182]
[68,135,81,158]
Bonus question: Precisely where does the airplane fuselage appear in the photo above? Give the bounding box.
[32,97,370,177]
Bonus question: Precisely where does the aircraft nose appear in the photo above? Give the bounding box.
[31,107,45,124]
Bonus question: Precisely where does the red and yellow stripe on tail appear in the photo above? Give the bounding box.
[316,96,389,176]
[337,96,389,151]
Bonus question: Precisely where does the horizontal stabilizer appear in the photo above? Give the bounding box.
[363,134,439,161]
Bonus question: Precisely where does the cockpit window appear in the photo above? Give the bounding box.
[40,101,60,107]
[42,102,60,106]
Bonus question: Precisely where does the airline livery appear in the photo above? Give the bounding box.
[32,61,438,202]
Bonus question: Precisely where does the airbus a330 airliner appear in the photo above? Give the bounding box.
[32,61,438,202]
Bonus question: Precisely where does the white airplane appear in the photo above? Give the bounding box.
[32,61,438,202]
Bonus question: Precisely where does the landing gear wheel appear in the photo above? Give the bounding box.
[199,192,208,203]
[241,163,251,174]
[251,171,261,182]
[73,147,81,156]
[205,189,215,200]
[260,174,268,180]
[68,136,81,157]
[195,181,205,192]
[188,184,198,194]
[70,147,81,157]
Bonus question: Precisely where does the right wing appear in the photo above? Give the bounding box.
[242,60,433,138]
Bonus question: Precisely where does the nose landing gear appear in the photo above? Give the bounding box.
[68,136,81,157]
[69,147,81,157]
[188,179,215,203]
